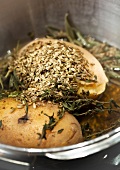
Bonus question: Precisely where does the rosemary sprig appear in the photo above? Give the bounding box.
[99,55,120,62]
[65,13,89,47]
[63,98,120,116]
[64,13,76,42]
[40,83,120,118]
[84,119,120,140]
[46,13,120,85]
[0,13,120,143]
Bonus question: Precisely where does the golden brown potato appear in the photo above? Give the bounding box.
[0,98,83,148]
[42,38,108,97]
[16,38,108,99]
[1,38,108,148]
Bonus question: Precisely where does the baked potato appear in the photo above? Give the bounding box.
[13,38,108,100]
[0,98,83,148]
[0,38,108,148]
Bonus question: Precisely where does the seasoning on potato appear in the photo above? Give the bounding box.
[0,14,120,148]
[9,38,108,102]
[0,37,109,148]
[0,98,83,148]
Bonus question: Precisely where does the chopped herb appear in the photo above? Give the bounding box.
[18,113,29,124]
[0,120,2,128]
[58,129,64,134]
[40,109,65,140]
[57,109,65,119]
[41,113,57,139]
[37,133,42,140]
[41,123,48,139]
[0,13,120,142]
[18,101,29,123]
[43,113,56,128]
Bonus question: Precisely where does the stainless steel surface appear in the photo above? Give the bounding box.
[0,0,120,55]
[0,0,120,169]
[46,128,120,160]
[0,127,120,159]
[0,158,30,170]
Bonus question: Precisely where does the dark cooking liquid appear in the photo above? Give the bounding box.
[80,83,120,140]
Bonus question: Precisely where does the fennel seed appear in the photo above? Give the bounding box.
[10,39,95,102]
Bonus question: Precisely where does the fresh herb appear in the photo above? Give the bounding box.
[40,83,120,119]
[18,101,29,123]
[64,13,76,42]
[57,108,65,119]
[46,13,120,85]
[84,119,120,140]
[41,113,57,139]
[0,76,4,90]
[58,129,64,134]
[43,113,56,128]
[8,91,20,98]
[0,120,2,128]
[63,98,120,116]
[0,41,23,100]
[46,25,67,39]
[0,13,120,142]
[40,109,65,140]
[41,123,48,140]
[37,133,42,140]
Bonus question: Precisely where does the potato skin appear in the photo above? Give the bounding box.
[0,98,83,148]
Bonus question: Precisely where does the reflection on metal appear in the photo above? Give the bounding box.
[0,0,120,168]
[0,157,30,170]
[111,154,120,166]
[0,157,29,166]
[45,130,120,160]
[103,154,108,159]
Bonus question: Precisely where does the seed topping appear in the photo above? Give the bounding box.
[12,39,95,102]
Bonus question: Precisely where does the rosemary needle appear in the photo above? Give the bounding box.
[0,76,4,90]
